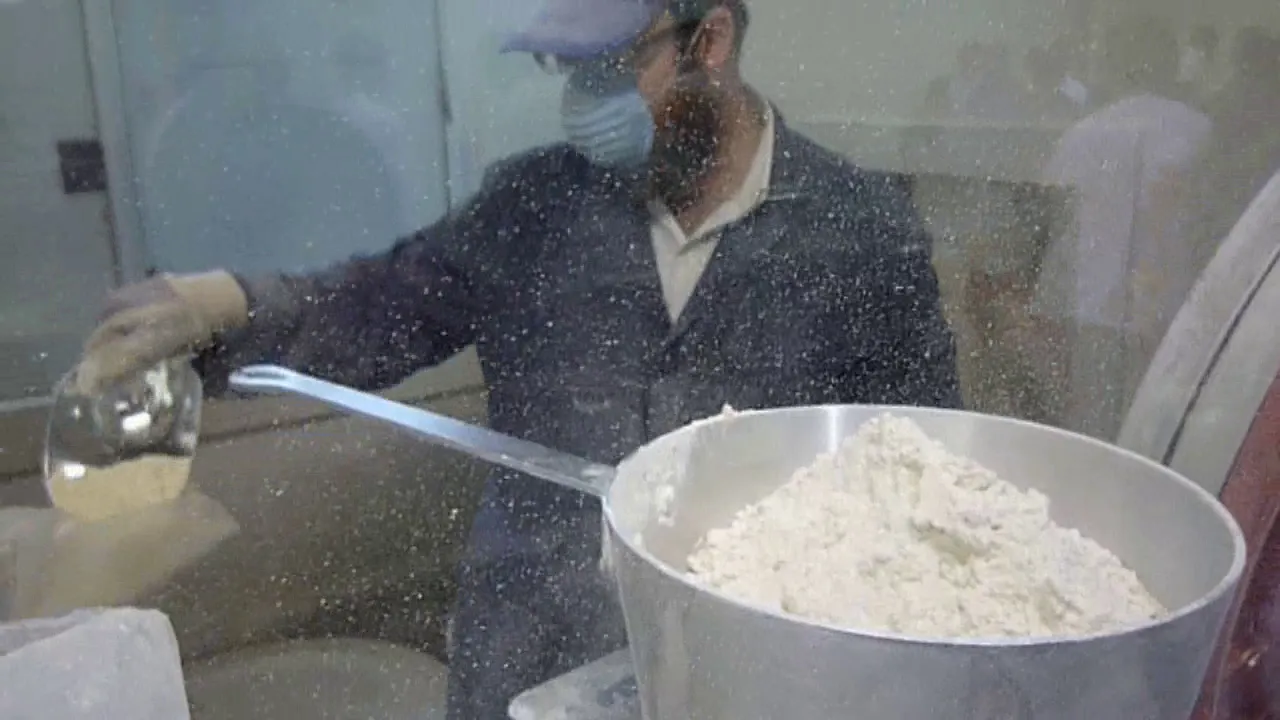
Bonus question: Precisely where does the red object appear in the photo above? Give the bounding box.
[1193,371,1280,718]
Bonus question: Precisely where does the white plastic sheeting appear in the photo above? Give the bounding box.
[0,608,191,720]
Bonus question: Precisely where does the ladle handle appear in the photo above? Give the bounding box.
[228,365,614,498]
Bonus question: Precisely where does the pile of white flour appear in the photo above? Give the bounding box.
[686,414,1166,639]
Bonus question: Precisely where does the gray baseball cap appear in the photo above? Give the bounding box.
[501,0,666,59]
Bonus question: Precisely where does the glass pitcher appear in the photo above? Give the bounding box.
[43,357,203,487]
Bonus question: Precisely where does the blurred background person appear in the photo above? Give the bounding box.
[1028,15,1211,439]
[1140,28,1280,355]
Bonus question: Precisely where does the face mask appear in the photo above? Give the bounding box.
[561,83,655,169]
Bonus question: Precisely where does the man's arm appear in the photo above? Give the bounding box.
[74,146,583,398]
[194,150,558,394]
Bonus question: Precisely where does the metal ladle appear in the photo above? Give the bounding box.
[226,365,615,497]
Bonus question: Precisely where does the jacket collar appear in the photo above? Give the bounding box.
[762,107,825,203]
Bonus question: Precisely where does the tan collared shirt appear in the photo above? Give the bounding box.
[648,108,775,322]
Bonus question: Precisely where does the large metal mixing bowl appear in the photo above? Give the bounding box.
[224,368,1244,720]
[607,406,1246,720]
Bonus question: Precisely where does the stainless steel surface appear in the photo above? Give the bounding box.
[606,406,1246,720]
[509,649,638,720]
[1119,170,1280,492]
[185,638,448,720]
[44,357,201,474]
[4,354,490,663]
[138,386,487,662]
[228,365,614,498]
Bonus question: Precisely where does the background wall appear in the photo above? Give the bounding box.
[741,0,1071,120]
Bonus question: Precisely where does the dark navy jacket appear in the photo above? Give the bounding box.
[198,117,963,564]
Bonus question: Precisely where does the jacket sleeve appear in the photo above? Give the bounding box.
[842,176,965,410]
[193,152,547,394]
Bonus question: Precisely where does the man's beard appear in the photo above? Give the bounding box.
[647,77,726,213]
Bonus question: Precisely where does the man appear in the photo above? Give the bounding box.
[1030,16,1210,441]
[75,0,962,716]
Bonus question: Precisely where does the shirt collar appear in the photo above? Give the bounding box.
[733,103,775,214]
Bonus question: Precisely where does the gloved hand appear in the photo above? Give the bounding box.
[75,271,250,395]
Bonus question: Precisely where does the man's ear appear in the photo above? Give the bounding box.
[695,6,737,72]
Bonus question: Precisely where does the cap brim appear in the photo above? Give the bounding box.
[500,31,633,59]
[500,0,660,59]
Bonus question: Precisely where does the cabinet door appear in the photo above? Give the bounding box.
[0,0,116,408]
